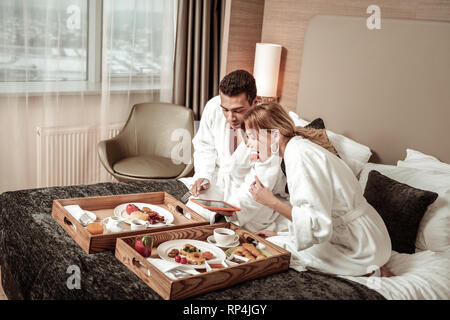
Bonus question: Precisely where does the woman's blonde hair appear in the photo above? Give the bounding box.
[244,102,298,137]
[244,102,340,156]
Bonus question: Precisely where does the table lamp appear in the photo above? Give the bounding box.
[253,43,282,103]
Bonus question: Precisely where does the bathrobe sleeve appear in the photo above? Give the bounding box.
[191,97,220,183]
[225,156,284,230]
[285,141,334,251]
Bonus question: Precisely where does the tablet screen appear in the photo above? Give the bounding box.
[193,199,235,209]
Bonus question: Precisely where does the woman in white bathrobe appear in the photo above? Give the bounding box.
[243,102,392,276]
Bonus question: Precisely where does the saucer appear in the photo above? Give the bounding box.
[207,235,239,248]
[101,217,127,233]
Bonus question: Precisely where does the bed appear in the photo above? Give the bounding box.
[1,15,450,300]
[0,180,383,300]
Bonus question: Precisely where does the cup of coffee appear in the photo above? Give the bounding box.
[213,228,238,246]
[130,219,149,231]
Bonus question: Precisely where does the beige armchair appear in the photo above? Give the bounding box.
[98,102,194,182]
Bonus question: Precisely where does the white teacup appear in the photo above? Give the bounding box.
[105,216,125,232]
[130,219,149,230]
[213,228,238,246]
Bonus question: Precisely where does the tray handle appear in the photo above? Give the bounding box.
[63,216,77,231]
[176,205,191,220]
[132,257,151,277]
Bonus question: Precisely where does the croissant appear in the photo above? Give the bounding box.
[242,243,266,260]
[234,247,256,261]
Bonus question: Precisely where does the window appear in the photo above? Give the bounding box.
[0,0,88,82]
[103,0,164,78]
[0,0,170,93]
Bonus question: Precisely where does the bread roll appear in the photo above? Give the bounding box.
[87,222,103,235]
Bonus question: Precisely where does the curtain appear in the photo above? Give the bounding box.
[0,0,176,193]
[173,0,223,120]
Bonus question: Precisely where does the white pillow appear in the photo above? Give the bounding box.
[359,163,450,253]
[397,149,450,174]
[289,111,372,177]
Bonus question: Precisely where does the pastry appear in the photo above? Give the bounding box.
[202,251,214,260]
[180,244,198,256]
[141,207,155,214]
[168,249,179,258]
[128,210,149,221]
[233,246,256,261]
[86,222,103,235]
[242,243,266,260]
[186,252,205,265]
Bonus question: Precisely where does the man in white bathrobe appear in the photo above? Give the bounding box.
[179,70,289,232]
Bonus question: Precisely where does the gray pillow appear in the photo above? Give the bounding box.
[305,118,326,130]
[363,170,438,254]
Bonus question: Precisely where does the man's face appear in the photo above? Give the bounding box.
[220,92,254,130]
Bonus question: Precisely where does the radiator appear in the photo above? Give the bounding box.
[36,124,123,188]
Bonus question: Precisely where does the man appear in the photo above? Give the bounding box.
[179,70,289,232]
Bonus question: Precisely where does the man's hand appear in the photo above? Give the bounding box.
[249,176,277,207]
[255,230,277,238]
[190,178,210,197]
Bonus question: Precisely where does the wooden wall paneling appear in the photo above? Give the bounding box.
[259,0,450,112]
[224,0,265,76]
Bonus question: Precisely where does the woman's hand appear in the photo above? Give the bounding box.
[255,230,277,238]
[249,176,277,208]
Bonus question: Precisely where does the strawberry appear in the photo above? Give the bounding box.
[126,204,140,215]
[134,235,153,257]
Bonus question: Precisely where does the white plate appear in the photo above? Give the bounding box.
[206,235,240,248]
[157,239,227,269]
[113,202,174,227]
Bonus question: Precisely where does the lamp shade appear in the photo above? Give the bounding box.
[253,43,282,97]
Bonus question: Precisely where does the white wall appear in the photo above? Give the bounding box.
[0,91,160,193]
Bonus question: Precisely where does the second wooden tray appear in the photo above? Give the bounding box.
[115,222,291,300]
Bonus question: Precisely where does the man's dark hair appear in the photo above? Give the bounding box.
[219,70,257,106]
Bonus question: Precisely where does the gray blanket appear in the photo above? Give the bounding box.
[0,180,385,300]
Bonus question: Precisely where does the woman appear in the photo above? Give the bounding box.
[244,102,393,277]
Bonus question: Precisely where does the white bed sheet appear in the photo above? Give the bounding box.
[341,247,450,299]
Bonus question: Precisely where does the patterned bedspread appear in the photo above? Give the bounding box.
[0,180,384,300]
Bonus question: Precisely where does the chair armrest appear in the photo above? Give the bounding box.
[175,161,194,179]
[97,137,124,176]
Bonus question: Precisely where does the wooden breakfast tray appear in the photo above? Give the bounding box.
[115,222,291,300]
[52,192,209,254]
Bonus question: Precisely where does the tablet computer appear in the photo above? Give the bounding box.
[190,198,241,212]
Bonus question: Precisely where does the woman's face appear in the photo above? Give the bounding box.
[246,128,276,162]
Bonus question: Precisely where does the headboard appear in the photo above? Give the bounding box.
[296,15,450,165]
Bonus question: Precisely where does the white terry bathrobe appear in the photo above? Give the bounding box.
[179,95,289,232]
[225,154,290,232]
[267,136,392,276]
